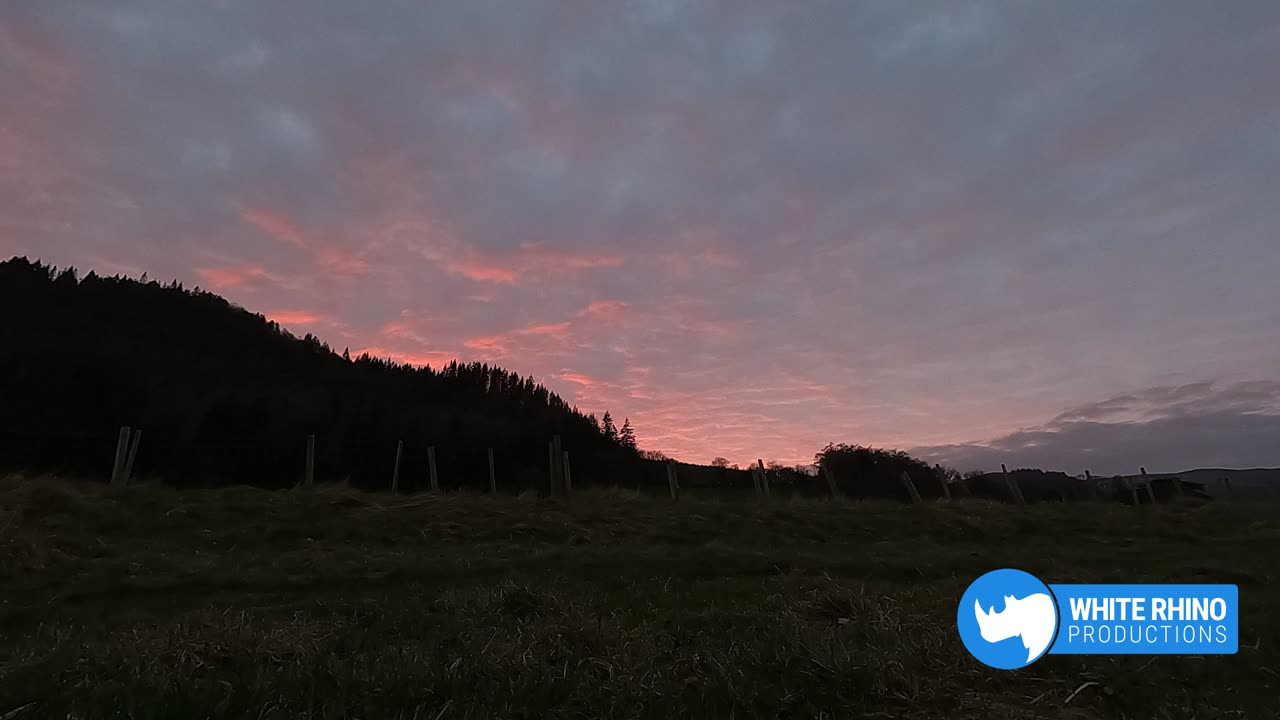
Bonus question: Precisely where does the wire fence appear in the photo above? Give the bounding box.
[1,427,1268,505]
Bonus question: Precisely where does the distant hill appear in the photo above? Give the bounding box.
[958,467,1279,504]
[962,469,1083,503]
[1124,468,1280,501]
[0,256,645,491]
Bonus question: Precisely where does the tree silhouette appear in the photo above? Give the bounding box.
[0,256,651,491]
[814,443,948,501]
[619,418,637,451]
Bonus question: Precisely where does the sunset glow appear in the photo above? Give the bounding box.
[4,1,1279,472]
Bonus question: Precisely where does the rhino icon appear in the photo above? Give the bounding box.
[974,593,1057,663]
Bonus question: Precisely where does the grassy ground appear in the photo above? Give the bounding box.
[1,477,1277,719]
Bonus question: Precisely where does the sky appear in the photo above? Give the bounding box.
[3,1,1279,474]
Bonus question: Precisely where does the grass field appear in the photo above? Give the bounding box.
[1,477,1277,719]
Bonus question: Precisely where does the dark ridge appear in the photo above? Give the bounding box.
[0,256,646,491]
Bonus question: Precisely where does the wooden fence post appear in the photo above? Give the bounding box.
[391,440,404,493]
[937,472,952,502]
[563,451,573,493]
[123,428,143,484]
[1222,477,1233,502]
[305,434,316,487]
[488,448,497,494]
[1120,476,1139,505]
[757,459,771,498]
[1150,466,1183,499]
[1084,470,1095,500]
[110,426,131,487]
[751,466,762,498]
[428,446,440,493]
[823,465,839,499]
[666,461,678,500]
[1139,467,1158,504]
[899,471,922,505]
[551,435,564,497]
[1001,464,1025,505]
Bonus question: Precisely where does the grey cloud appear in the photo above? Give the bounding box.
[4,0,1280,465]
[915,382,1280,474]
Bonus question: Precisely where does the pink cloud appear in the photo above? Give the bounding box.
[379,311,428,343]
[265,310,322,326]
[239,206,309,248]
[196,264,276,290]
[556,372,600,387]
[443,245,624,284]
[462,320,573,357]
[657,229,740,275]
[378,217,625,285]
[579,300,631,321]
[351,345,459,369]
[0,122,59,210]
[521,321,571,338]
[462,335,510,354]
[518,242,626,271]
[444,258,520,284]
[0,17,76,94]
[315,247,370,277]
[239,205,369,278]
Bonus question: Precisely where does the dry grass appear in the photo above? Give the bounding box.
[0,475,1277,719]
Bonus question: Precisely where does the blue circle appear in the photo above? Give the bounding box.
[957,568,1060,669]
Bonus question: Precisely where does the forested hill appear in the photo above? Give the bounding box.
[0,257,643,490]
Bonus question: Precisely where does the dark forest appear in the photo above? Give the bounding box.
[0,257,651,492]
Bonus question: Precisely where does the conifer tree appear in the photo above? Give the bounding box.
[619,418,637,451]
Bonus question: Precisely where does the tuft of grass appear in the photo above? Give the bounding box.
[0,475,1277,718]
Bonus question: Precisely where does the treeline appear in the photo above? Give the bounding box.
[1,256,1186,503]
[0,257,645,491]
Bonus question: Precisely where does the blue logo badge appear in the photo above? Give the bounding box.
[957,568,1059,669]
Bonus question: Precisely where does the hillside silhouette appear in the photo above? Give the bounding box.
[0,257,645,491]
[5,256,1269,500]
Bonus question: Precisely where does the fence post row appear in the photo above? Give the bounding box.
[391,440,404,493]
[1000,464,1026,505]
[117,430,1219,507]
[110,426,131,487]
[551,435,564,497]
[757,459,771,498]
[1138,467,1157,504]
[305,434,316,486]
[899,471,922,505]
[548,442,555,496]
[123,428,143,484]
[822,465,839,499]
[1144,466,1183,499]
[1120,475,1139,505]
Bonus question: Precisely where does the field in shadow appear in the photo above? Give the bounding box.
[1,476,1277,719]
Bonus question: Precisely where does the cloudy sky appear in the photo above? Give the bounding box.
[3,1,1278,473]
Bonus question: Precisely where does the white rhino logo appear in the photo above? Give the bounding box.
[973,593,1056,663]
